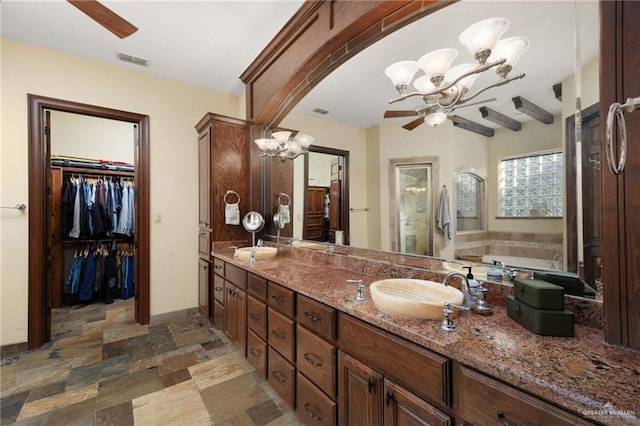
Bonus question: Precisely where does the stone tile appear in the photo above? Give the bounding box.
[103,323,148,344]
[216,412,254,426]
[156,350,199,376]
[0,390,29,424]
[51,329,103,349]
[265,411,305,426]
[95,366,163,411]
[66,355,129,391]
[129,356,156,373]
[25,381,66,403]
[246,399,283,426]
[95,401,134,426]
[199,372,270,423]
[189,352,254,391]
[18,383,97,420]
[201,338,225,351]
[160,368,192,388]
[126,330,176,362]
[132,380,210,425]
[102,340,128,359]
[170,322,217,349]
[0,360,74,397]
[14,397,97,426]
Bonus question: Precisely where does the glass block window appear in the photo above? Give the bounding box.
[498,151,563,217]
[456,174,480,218]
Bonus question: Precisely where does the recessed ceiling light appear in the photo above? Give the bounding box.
[117,53,148,67]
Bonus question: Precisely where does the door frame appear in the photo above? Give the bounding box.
[27,94,150,349]
[303,146,350,245]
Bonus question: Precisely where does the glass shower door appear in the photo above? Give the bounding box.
[395,164,433,256]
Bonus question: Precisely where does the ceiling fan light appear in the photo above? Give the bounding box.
[424,112,448,127]
[459,17,510,59]
[489,36,529,67]
[447,63,480,90]
[418,48,458,79]
[295,134,314,149]
[385,61,419,89]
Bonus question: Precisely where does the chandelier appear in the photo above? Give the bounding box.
[254,131,314,161]
[384,17,528,127]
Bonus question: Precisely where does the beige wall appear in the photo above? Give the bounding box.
[0,38,241,346]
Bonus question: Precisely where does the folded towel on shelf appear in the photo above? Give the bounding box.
[225,203,240,225]
[436,186,452,240]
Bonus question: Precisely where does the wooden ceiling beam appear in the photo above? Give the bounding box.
[479,106,522,131]
[512,96,554,124]
[448,115,494,137]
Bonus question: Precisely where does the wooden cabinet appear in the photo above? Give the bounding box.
[196,113,249,324]
[212,260,225,330]
[296,325,336,399]
[268,281,295,318]
[338,351,383,426]
[269,346,296,408]
[297,371,337,426]
[198,258,210,317]
[297,294,335,341]
[224,281,246,356]
[455,365,593,426]
[247,329,267,378]
[383,379,451,426]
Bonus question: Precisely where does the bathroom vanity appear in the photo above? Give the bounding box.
[211,244,639,426]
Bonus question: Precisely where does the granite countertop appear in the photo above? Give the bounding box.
[212,246,640,425]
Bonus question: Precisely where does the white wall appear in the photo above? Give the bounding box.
[0,38,241,346]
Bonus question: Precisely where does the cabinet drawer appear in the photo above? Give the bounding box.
[225,263,246,289]
[337,313,450,408]
[297,325,336,399]
[247,273,268,302]
[296,372,337,426]
[198,230,211,257]
[268,308,295,363]
[247,295,267,340]
[268,346,296,408]
[213,273,225,305]
[384,378,451,426]
[213,258,225,277]
[456,365,594,426]
[297,295,336,341]
[268,282,295,318]
[247,329,267,379]
[212,299,224,331]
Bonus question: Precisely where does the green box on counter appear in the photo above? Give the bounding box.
[507,295,574,337]
[513,278,565,310]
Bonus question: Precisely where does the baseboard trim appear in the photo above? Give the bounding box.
[149,307,200,326]
[1,342,28,358]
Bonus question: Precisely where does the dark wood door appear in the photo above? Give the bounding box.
[305,186,326,241]
[198,258,210,317]
[329,157,342,243]
[338,351,383,426]
[581,110,601,289]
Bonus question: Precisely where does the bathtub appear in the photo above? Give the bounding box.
[482,255,561,272]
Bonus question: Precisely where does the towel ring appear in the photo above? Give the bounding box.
[605,96,640,175]
[224,190,240,205]
[277,192,290,206]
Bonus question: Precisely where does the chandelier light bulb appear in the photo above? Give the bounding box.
[489,36,529,70]
[385,61,419,92]
[447,63,481,90]
[418,48,458,81]
[295,134,314,149]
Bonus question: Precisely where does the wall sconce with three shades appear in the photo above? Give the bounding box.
[255,131,314,161]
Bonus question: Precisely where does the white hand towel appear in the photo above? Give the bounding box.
[225,203,240,225]
[278,204,290,224]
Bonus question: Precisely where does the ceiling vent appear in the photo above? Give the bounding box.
[117,53,148,67]
[312,108,330,115]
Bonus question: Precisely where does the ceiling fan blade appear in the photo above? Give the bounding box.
[68,0,138,39]
[402,117,425,131]
[384,110,419,118]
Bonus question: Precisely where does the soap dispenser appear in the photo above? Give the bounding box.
[463,266,480,296]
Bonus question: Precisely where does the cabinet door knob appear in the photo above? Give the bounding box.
[304,311,322,322]
[367,379,374,393]
[271,370,287,383]
[303,352,322,367]
[497,411,516,426]
[271,329,285,340]
[249,348,261,358]
[271,295,285,304]
[385,391,394,407]
[304,403,323,422]
[249,313,260,322]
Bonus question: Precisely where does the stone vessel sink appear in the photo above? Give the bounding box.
[369,279,464,319]
[235,247,278,261]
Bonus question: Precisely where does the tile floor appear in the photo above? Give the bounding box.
[0,299,304,425]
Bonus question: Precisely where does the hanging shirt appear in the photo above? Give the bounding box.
[69,177,82,238]
[116,182,130,236]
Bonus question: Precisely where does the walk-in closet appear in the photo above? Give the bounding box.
[47,110,137,309]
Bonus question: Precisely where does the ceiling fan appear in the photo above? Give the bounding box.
[68,0,138,39]
[384,98,496,131]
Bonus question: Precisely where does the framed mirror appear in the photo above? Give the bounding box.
[267,0,599,298]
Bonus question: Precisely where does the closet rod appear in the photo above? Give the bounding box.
[56,166,134,178]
